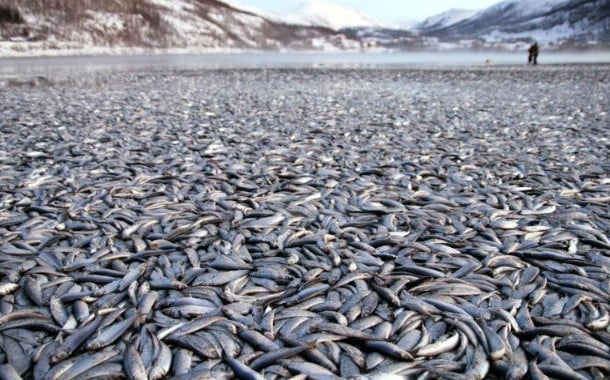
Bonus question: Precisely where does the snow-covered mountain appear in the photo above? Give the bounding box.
[418,0,610,47]
[415,9,476,32]
[289,0,388,30]
[0,0,361,55]
[224,0,389,30]
[1,0,609,56]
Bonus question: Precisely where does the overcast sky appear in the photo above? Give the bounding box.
[232,0,502,23]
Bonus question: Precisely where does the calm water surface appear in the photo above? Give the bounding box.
[1,51,609,80]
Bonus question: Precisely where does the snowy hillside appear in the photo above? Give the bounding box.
[0,0,360,56]
[415,9,476,31]
[291,0,388,30]
[478,0,560,18]
[1,0,608,56]
[418,0,610,47]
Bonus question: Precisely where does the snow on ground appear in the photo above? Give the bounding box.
[504,0,559,15]
[290,0,388,30]
[82,11,127,43]
[0,41,246,58]
[476,0,561,18]
[148,0,195,13]
[163,13,203,38]
[221,0,278,19]
[416,9,476,30]
[85,12,125,32]
[233,12,265,29]
[483,21,586,45]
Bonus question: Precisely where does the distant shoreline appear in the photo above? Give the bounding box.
[2,50,610,71]
[2,42,610,59]
[2,56,609,90]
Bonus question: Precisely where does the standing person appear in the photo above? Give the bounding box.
[528,43,539,65]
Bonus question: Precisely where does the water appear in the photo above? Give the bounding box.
[1,51,609,80]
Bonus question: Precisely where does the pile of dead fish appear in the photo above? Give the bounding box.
[0,66,609,379]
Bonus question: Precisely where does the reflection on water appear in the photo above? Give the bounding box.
[1,51,610,80]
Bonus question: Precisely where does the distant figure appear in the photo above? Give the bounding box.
[528,43,539,65]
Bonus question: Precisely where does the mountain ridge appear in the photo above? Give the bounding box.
[1,0,609,56]
[418,0,610,47]
[292,0,388,30]
[0,0,357,53]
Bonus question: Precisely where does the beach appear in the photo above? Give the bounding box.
[0,64,609,379]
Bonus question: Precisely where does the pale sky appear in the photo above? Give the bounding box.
[233,0,502,24]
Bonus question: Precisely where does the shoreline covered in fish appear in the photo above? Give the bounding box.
[0,65,609,379]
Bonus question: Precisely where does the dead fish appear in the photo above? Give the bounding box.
[51,315,104,364]
[249,343,315,371]
[86,314,137,350]
[0,283,19,296]
[239,214,285,229]
[416,332,461,357]
[124,342,147,380]
[0,363,22,380]
[223,351,265,380]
